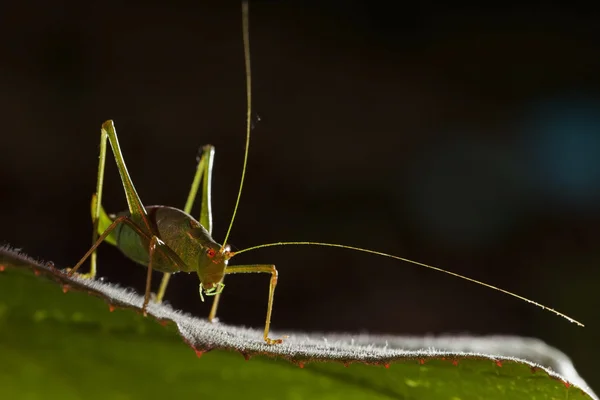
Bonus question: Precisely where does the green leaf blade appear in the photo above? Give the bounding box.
[0,246,596,400]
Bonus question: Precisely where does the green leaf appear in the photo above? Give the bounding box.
[0,246,596,400]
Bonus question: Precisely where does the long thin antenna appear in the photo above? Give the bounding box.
[231,241,584,327]
[222,1,251,250]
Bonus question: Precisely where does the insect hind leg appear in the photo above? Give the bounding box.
[79,124,111,279]
[155,145,216,304]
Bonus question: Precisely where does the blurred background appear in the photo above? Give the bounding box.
[1,0,598,391]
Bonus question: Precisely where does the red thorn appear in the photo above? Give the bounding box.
[108,304,116,312]
[34,269,40,276]
[563,381,571,389]
[452,360,459,366]
[384,363,390,369]
[530,366,539,374]
[159,319,168,327]
[298,362,305,369]
[419,359,425,365]
[343,362,350,368]
[441,357,446,361]
[495,360,503,368]
[195,349,204,358]
[0,265,5,272]
[62,284,70,293]
[241,352,251,361]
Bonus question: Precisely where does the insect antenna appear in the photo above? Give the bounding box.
[230,241,584,327]
[221,3,583,328]
[221,0,252,251]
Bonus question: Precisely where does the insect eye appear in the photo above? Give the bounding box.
[206,249,216,258]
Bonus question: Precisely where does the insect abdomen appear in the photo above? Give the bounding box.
[101,205,204,274]
[96,207,184,273]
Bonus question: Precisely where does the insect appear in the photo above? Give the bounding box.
[67,2,583,344]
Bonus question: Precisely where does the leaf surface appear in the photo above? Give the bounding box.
[0,246,596,400]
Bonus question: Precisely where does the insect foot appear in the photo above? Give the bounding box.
[264,334,289,345]
[265,337,284,345]
[65,268,95,280]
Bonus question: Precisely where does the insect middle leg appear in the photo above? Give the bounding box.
[146,235,175,314]
[155,145,216,304]
[224,264,283,344]
[70,214,187,313]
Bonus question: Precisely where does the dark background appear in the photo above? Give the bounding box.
[1,0,598,392]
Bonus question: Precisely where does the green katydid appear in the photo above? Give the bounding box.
[67,2,583,345]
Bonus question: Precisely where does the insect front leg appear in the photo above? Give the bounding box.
[224,264,283,345]
[155,145,216,304]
